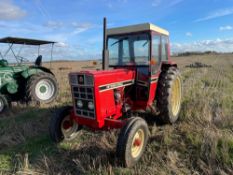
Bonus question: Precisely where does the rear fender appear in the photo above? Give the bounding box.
[21,66,54,79]
[30,66,54,75]
[161,61,177,71]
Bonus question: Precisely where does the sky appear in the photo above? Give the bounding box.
[0,0,233,60]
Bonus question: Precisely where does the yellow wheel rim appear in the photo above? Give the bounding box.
[170,76,182,116]
[61,115,78,140]
[131,129,145,158]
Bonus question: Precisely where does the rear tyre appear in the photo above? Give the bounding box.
[156,67,182,124]
[49,106,81,143]
[116,117,149,167]
[26,72,59,104]
[0,94,9,114]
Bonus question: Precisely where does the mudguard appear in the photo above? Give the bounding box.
[161,61,177,71]
[21,66,54,79]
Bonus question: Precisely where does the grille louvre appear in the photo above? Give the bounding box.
[70,74,93,86]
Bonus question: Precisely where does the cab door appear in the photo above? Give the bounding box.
[148,34,162,104]
[151,35,161,75]
[148,34,169,105]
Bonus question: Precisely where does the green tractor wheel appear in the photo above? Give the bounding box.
[26,72,59,104]
[0,94,9,114]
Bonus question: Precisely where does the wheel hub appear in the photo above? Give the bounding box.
[133,138,142,147]
[63,120,72,130]
[170,77,181,116]
[131,129,144,158]
[35,79,55,101]
[39,86,47,93]
[61,115,79,140]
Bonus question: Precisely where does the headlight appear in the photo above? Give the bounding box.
[77,100,83,108]
[88,101,94,110]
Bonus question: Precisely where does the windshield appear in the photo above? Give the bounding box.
[108,33,150,66]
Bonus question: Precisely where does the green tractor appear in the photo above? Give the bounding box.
[0,37,59,113]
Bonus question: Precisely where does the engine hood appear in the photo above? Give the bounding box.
[74,68,136,87]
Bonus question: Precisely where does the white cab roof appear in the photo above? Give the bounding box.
[107,23,169,36]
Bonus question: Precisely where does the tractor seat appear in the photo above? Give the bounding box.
[35,55,42,66]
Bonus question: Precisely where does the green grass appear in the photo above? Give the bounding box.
[0,133,57,173]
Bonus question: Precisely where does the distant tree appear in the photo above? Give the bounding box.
[177,51,220,56]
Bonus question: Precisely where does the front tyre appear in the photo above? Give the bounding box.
[49,106,81,143]
[116,117,149,167]
[0,94,9,114]
[27,72,58,104]
[156,66,182,124]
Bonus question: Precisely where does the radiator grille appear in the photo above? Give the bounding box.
[70,74,95,119]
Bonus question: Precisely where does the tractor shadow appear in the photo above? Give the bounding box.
[57,143,117,174]
[0,104,64,152]
[141,112,165,126]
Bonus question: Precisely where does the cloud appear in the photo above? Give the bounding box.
[0,21,38,34]
[152,0,161,7]
[71,22,93,34]
[152,0,183,7]
[194,8,233,22]
[171,38,233,53]
[0,0,26,20]
[169,0,183,7]
[44,21,63,29]
[33,0,51,20]
[219,25,233,31]
[42,22,94,43]
[186,32,192,37]
[104,0,127,8]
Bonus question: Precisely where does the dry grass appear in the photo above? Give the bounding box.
[0,54,232,175]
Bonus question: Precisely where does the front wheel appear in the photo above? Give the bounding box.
[116,117,149,167]
[26,72,59,104]
[49,106,81,143]
[0,94,9,114]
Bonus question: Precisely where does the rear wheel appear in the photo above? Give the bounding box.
[0,94,9,114]
[116,117,149,167]
[26,72,58,104]
[156,67,182,124]
[49,106,81,143]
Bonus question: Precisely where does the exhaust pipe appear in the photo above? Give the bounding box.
[102,17,109,70]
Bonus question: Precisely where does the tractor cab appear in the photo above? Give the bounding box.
[106,23,171,108]
[107,23,170,69]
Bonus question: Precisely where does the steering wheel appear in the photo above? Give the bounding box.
[16,56,29,63]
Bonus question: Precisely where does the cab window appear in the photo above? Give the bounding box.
[108,34,150,66]
[161,36,168,60]
[151,35,161,74]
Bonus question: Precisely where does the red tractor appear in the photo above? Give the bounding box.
[49,18,182,167]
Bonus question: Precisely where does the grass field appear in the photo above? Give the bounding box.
[0,54,232,175]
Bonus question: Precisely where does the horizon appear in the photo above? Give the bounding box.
[0,0,233,60]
